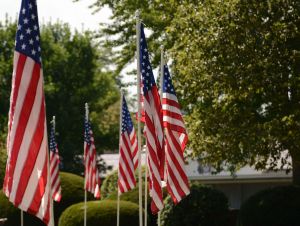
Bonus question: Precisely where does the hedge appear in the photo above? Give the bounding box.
[59,200,139,226]
[160,184,229,226]
[238,185,300,226]
[0,172,90,226]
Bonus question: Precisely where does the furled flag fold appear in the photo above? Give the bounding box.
[162,65,190,204]
[139,23,164,214]
[118,95,137,194]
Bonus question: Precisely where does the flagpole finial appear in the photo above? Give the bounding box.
[52,116,56,129]
[85,103,89,119]
[160,45,164,51]
[135,10,140,19]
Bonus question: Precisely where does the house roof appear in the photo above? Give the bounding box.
[100,153,292,183]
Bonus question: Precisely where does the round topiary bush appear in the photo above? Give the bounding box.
[106,182,169,226]
[0,172,89,226]
[54,172,90,223]
[160,184,229,226]
[0,190,45,226]
[59,200,139,226]
[101,167,146,199]
[238,185,300,226]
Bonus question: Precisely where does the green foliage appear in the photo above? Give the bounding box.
[87,0,300,181]
[239,186,300,226]
[76,0,179,86]
[169,0,300,175]
[101,169,119,198]
[41,22,119,173]
[53,172,93,225]
[0,20,120,174]
[160,184,229,226]
[104,167,170,226]
[0,172,90,226]
[0,142,6,188]
[107,187,158,226]
[101,167,146,199]
[59,200,139,226]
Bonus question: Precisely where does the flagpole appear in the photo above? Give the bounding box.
[84,103,89,226]
[158,45,165,226]
[117,92,123,226]
[144,148,148,226]
[21,210,23,226]
[50,116,56,226]
[160,45,164,98]
[136,9,143,226]
[117,191,120,226]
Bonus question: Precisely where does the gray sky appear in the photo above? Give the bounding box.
[0,0,111,31]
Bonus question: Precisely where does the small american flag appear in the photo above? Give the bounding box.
[162,65,190,204]
[118,95,137,193]
[49,122,62,202]
[84,116,101,199]
[3,0,51,224]
[139,23,164,214]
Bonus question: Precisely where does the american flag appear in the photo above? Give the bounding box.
[162,65,190,204]
[139,24,164,214]
[3,0,51,224]
[49,122,62,202]
[118,95,137,193]
[84,116,101,199]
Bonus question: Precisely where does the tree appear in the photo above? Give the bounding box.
[0,20,120,175]
[84,0,300,184]
[168,0,300,183]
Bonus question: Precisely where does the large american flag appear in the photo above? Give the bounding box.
[162,65,190,204]
[49,122,62,202]
[3,0,51,224]
[139,24,164,214]
[84,116,101,199]
[118,95,137,194]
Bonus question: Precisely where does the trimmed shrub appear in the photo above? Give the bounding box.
[0,190,44,226]
[101,167,146,199]
[238,186,300,226]
[53,172,90,223]
[59,200,139,226]
[0,172,89,226]
[0,144,6,188]
[160,184,229,226]
[107,183,169,226]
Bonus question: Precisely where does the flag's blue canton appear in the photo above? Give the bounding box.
[139,24,156,94]
[84,119,92,146]
[49,126,56,153]
[15,0,41,64]
[163,65,176,95]
[122,96,134,133]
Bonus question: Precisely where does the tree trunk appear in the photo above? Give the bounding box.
[292,153,300,185]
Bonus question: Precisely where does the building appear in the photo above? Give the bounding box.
[100,153,292,209]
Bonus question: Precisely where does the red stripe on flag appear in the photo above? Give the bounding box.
[8,53,27,133]
[27,151,48,215]
[7,62,41,195]
[15,98,45,206]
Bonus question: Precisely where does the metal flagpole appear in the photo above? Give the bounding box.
[158,45,165,226]
[136,10,143,226]
[117,91,123,226]
[50,116,56,226]
[144,148,148,226]
[21,210,23,226]
[117,191,120,226]
[84,103,89,226]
